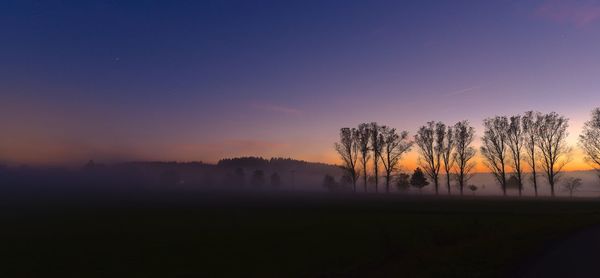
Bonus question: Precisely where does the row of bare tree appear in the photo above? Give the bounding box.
[336,108,600,197]
[335,121,476,195]
[413,121,476,195]
[335,122,412,193]
[480,111,570,197]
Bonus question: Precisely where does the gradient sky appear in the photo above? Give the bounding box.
[2,0,600,170]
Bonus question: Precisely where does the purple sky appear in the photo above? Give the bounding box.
[1,0,600,169]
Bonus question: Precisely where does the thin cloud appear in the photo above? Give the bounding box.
[535,0,600,27]
[444,86,480,97]
[250,102,303,115]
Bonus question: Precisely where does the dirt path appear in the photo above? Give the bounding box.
[518,225,600,277]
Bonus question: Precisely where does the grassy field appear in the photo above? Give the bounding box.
[2,192,600,277]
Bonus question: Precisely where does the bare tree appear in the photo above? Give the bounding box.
[480,116,509,196]
[522,111,541,196]
[370,122,384,193]
[335,127,360,192]
[434,122,446,195]
[440,124,455,195]
[380,126,413,193]
[537,112,571,197]
[453,121,476,195]
[507,115,525,197]
[562,177,582,198]
[579,108,600,180]
[357,123,371,192]
[414,122,443,194]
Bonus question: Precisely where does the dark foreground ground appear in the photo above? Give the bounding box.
[517,224,600,278]
[1,191,600,277]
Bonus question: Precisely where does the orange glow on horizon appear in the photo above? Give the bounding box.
[324,148,595,174]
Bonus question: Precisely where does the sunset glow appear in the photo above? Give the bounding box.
[1,1,600,172]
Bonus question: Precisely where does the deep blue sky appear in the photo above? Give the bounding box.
[2,0,600,167]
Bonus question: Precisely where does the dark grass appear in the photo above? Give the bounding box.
[2,192,600,277]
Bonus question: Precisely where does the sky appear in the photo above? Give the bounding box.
[2,0,600,170]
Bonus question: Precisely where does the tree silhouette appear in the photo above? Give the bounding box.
[410,167,429,193]
[235,167,245,187]
[250,170,265,187]
[507,115,525,196]
[367,175,376,188]
[522,111,541,196]
[506,175,520,191]
[395,173,410,192]
[270,172,281,188]
[322,174,337,192]
[562,177,582,198]
[579,108,600,181]
[340,174,353,188]
[537,112,570,197]
[218,157,269,168]
[440,124,455,195]
[370,122,383,193]
[468,184,478,195]
[380,126,412,193]
[335,127,360,192]
[414,122,444,195]
[481,116,509,196]
[357,123,371,192]
[454,121,476,195]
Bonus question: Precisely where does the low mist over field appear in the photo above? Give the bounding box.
[2,157,599,199]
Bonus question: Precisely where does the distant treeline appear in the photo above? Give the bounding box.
[217,157,337,174]
[0,157,344,198]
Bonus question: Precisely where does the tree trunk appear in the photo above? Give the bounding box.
[501,164,507,197]
[374,161,379,193]
[363,168,368,193]
[385,173,391,193]
[446,172,451,195]
[502,176,507,197]
[459,174,464,195]
[550,169,555,197]
[533,175,537,197]
[532,161,538,197]
[516,173,521,197]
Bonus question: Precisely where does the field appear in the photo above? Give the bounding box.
[2,192,600,277]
